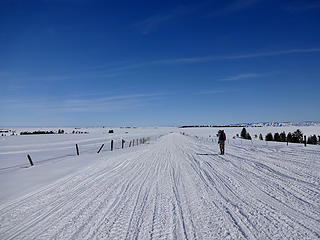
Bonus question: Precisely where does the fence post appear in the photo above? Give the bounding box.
[97,144,104,153]
[304,136,306,147]
[111,140,114,151]
[27,154,34,166]
[122,139,125,149]
[287,140,288,146]
[76,144,80,155]
[136,139,138,145]
[133,140,134,146]
[129,141,132,147]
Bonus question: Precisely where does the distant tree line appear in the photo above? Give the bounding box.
[21,130,55,135]
[72,130,88,134]
[1,129,17,136]
[264,129,319,145]
[180,125,249,128]
[20,129,65,135]
[239,128,319,145]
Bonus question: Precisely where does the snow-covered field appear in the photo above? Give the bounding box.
[0,126,320,239]
[0,127,175,202]
[180,126,320,139]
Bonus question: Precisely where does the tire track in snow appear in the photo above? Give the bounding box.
[0,133,319,239]
[190,136,320,239]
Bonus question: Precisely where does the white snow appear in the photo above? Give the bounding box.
[0,127,320,239]
[0,127,174,202]
[180,126,320,139]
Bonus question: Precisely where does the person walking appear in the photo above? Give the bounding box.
[218,130,226,155]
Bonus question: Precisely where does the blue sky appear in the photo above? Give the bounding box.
[1,0,320,126]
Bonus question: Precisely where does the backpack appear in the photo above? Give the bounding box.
[219,132,226,141]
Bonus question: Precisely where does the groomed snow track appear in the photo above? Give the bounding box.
[1,133,320,239]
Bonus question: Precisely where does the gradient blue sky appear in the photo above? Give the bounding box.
[1,0,320,127]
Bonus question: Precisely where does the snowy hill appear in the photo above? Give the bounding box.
[231,121,320,127]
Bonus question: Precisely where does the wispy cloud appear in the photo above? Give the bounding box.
[195,89,227,95]
[210,0,264,17]
[62,93,167,112]
[134,0,265,34]
[195,88,241,95]
[134,2,209,34]
[0,69,123,89]
[134,12,176,35]
[219,48,320,59]
[157,48,320,64]
[1,93,168,113]
[2,48,319,86]
[217,73,260,82]
[103,48,320,71]
[74,48,320,79]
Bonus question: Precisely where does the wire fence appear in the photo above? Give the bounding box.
[0,135,162,172]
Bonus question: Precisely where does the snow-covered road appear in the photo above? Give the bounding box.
[1,133,320,239]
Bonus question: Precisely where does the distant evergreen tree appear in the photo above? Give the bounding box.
[274,132,281,142]
[58,129,64,134]
[259,133,263,140]
[287,132,292,142]
[246,133,252,140]
[307,135,317,145]
[292,129,303,143]
[279,131,286,142]
[241,128,247,139]
[265,133,273,141]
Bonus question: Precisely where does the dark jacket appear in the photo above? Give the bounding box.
[218,132,226,143]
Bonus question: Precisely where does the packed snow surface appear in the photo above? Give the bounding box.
[0,129,320,239]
